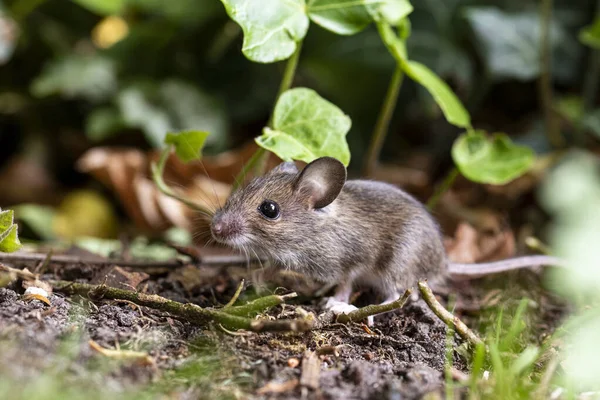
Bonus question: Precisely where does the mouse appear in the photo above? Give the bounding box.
[210,157,563,323]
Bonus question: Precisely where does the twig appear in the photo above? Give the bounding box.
[223,279,245,308]
[418,280,484,347]
[0,263,38,280]
[538,0,564,148]
[336,289,412,323]
[50,280,312,332]
[534,352,561,400]
[223,292,298,317]
[34,251,52,274]
[0,251,257,268]
[88,340,154,365]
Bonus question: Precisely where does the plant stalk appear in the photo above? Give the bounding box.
[538,0,564,148]
[364,66,404,176]
[426,167,459,210]
[151,146,212,215]
[233,41,304,188]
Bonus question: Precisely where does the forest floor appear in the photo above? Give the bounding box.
[0,247,566,400]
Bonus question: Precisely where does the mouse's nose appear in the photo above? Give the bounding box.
[210,213,242,242]
[212,220,224,236]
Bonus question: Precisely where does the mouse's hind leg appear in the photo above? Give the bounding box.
[322,279,360,316]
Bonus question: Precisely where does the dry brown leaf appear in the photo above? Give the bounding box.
[256,379,299,395]
[77,147,235,239]
[445,222,515,264]
[90,266,149,290]
[300,350,320,391]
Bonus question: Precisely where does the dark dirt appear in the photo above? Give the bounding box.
[0,256,564,400]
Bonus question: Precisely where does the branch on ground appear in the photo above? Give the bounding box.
[0,251,257,269]
[336,289,412,324]
[51,280,312,332]
[418,280,484,348]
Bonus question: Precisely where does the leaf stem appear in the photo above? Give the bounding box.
[364,66,404,176]
[151,146,213,215]
[426,167,459,210]
[233,41,304,189]
[538,0,564,148]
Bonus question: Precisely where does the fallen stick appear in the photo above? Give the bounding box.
[336,289,412,324]
[0,251,256,269]
[51,280,312,332]
[417,280,483,348]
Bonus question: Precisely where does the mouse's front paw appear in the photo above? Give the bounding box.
[323,297,359,315]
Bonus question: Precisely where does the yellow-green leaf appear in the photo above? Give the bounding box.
[402,61,471,128]
[255,88,351,165]
[164,130,210,163]
[452,131,534,185]
[0,209,21,253]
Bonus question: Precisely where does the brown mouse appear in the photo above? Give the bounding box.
[210,157,563,321]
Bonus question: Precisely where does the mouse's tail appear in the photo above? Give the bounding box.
[447,255,565,278]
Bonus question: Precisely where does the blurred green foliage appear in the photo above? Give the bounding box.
[0,0,596,173]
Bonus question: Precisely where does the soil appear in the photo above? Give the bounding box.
[0,254,563,400]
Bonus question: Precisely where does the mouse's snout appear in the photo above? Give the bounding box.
[210,212,244,244]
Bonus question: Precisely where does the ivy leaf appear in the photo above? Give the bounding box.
[164,131,210,163]
[402,60,471,128]
[31,55,117,102]
[376,0,413,26]
[219,0,382,63]
[377,21,471,129]
[13,204,56,241]
[255,88,351,165]
[117,80,227,149]
[0,209,21,253]
[579,17,600,50]
[452,131,534,185]
[219,0,309,63]
[307,0,378,35]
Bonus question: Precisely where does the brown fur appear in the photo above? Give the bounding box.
[211,158,446,299]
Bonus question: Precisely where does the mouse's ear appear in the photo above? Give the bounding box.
[269,161,298,175]
[294,157,346,209]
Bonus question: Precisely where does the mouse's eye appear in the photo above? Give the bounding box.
[258,200,280,220]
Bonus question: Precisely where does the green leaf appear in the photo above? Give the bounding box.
[85,107,127,142]
[13,204,56,240]
[402,60,471,128]
[377,0,413,26]
[0,209,21,253]
[164,131,210,163]
[117,80,227,149]
[72,0,125,15]
[579,17,600,49]
[219,0,384,63]
[255,88,351,165]
[307,0,378,35]
[219,0,309,63]
[376,21,471,129]
[465,7,577,82]
[31,55,117,102]
[451,131,535,185]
